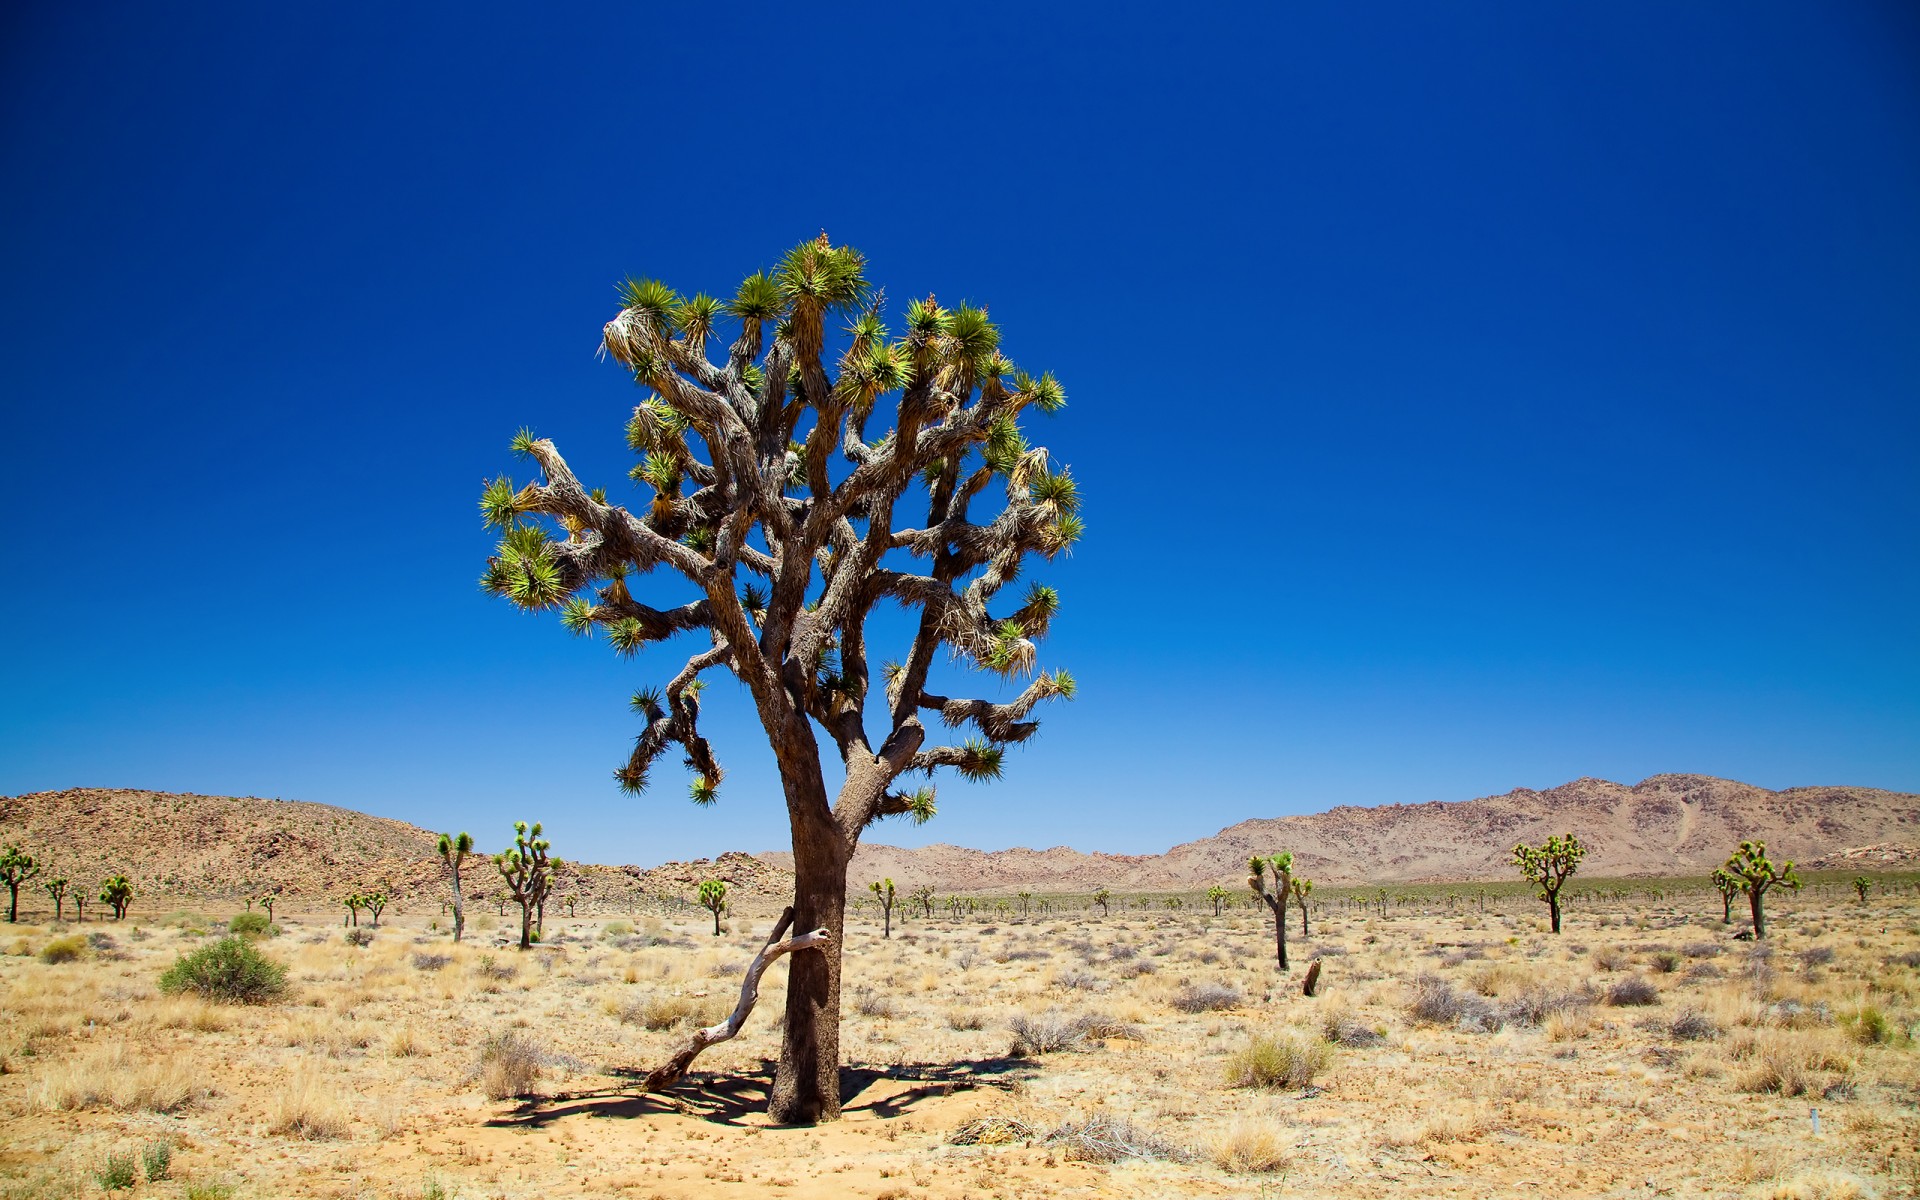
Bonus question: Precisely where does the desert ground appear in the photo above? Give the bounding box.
[0,880,1913,1200]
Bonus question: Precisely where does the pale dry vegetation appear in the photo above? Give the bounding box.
[0,881,1913,1198]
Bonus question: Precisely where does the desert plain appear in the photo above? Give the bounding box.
[0,878,1914,1200]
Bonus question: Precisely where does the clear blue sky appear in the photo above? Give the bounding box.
[3,3,1915,863]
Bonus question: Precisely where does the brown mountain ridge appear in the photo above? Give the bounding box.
[1,775,1913,910]
[762,774,1920,892]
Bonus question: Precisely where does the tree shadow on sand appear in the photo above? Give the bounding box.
[486,1055,1040,1129]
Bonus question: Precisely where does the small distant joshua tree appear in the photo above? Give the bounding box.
[869,879,897,938]
[1206,885,1229,917]
[697,879,728,935]
[1852,876,1872,904]
[1512,833,1585,934]
[100,875,134,921]
[1092,887,1111,916]
[44,877,69,922]
[256,894,276,922]
[0,845,41,923]
[1248,852,1296,969]
[342,894,364,927]
[494,821,554,950]
[910,884,935,919]
[1017,891,1032,918]
[1290,876,1314,937]
[1709,867,1740,923]
[1724,840,1798,939]
[564,894,577,918]
[438,831,474,943]
[360,890,388,926]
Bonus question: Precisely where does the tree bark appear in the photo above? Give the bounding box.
[769,783,849,1124]
[1749,888,1766,939]
[450,861,467,943]
[1548,893,1562,934]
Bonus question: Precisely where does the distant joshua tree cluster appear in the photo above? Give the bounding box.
[0,844,138,924]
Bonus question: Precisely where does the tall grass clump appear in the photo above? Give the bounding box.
[1224,1033,1331,1090]
[38,935,86,964]
[158,935,288,1004]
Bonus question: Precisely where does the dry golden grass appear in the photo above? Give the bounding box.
[0,885,1911,1198]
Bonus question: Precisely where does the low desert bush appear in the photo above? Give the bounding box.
[1010,1010,1091,1055]
[1408,973,1501,1030]
[1649,950,1683,974]
[1210,1117,1292,1174]
[1045,1113,1186,1163]
[618,992,719,1031]
[157,936,288,1004]
[91,1154,137,1192]
[1840,1004,1891,1046]
[601,921,633,938]
[1499,985,1592,1028]
[1590,945,1629,971]
[946,1008,986,1031]
[1224,1033,1331,1090]
[1670,1010,1721,1041]
[1056,968,1100,991]
[344,928,374,948]
[228,912,274,938]
[478,1031,544,1099]
[1321,1010,1385,1047]
[410,952,451,971]
[269,1071,351,1139]
[1799,946,1836,970]
[1170,982,1242,1013]
[37,936,85,965]
[32,1044,202,1113]
[1604,976,1660,1007]
[852,988,896,1019]
[140,1141,171,1182]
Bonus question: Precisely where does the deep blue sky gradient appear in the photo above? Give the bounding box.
[3,3,1916,862]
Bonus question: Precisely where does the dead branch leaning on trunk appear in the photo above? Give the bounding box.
[638,908,831,1094]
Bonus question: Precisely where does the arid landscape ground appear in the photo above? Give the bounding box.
[0,873,1914,1199]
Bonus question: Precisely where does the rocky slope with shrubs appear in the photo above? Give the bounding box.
[0,788,791,913]
[789,774,1920,892]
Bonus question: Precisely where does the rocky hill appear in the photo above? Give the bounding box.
[0,788,791,915]
[764,775,1920,892]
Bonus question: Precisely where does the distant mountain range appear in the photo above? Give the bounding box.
[2,775,1914,910]
[760,774,1920,891]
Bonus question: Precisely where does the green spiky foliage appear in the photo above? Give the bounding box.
[1016,890,1032,917]
[1709,867,1740,923]
[438,831,475,944]
[1290,877,1315,937]
[359,890,388,926]
[493,821,554,951]
[341,893,363,927]
[255,894,277,922]
[1092,887,1111,916]
[99,875,134,921]
[1724,840,1799,939]
[1511,833,1586,934]
[1852,876,1872,904]
[1205,884,1230,917]
[1248,853,1296,969]
[868,878,896,938]
[476,237,1082,1125]
[44,877,68,923]
[910,884,935,918]
[697,878,728,936]
[0,845,40,924]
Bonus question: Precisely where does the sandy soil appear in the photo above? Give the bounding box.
[0,886,1913,1199]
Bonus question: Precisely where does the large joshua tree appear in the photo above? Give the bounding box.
[438,832,474,943]
[476,238,1079,1123]
[1724,840,1798,939]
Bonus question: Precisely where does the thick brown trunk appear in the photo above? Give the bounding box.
[769,788,848,1125]
[1749,888,1766,939]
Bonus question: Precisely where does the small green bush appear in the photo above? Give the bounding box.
[38,935,86,964]
[228,912,274,938]
[157,935,289,1004]
[141,1141,172,1182]
[344,928,374,948]
[92,1153,137,1191]
[184,1183,236,1200]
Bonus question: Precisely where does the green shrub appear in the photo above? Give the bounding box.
[92,1153,137,1191]
[140,1141,171,1182]
[38,935,86,964]
[1224,1033,1331,1090]
[184,1183,236,1200]
[157,935,289,1004]
[228,912,274,938]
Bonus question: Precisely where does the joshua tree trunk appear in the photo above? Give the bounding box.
[1547,894,1562,934]
[770,778,850,1125]
[6,883,18,923]
[450,865,466,943]
[1298,899,1310,938]
[1748,888,1766,939]
[519,898,534,950]
[1720,892,1732,923]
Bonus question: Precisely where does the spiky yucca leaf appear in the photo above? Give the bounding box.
[901,786,937,824]
[560,597,598,636]
[956,739,1004,782]
[1047,669,1077,699]
[689,776,720,806]
[1028,469,1079,514]
[506,555,566,610]
[776,238,869,313]
[510,427,539,457]
[618,277,681,319]
[982,415,1027,475]
[905,297,949,340]
[672,293,721,343]
[1041,513,1084,556]
[479,476,521,529]
[606,618,650,657]
[629,687,664,720]
[728,271,781,321]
